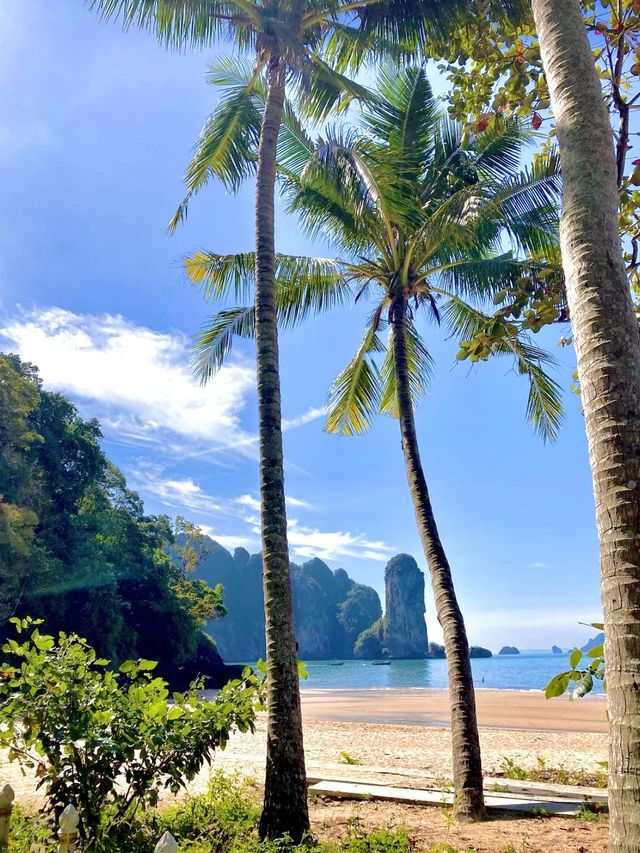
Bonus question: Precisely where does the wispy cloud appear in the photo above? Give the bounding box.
[286,519,393,563]
[282,406,327,431]
[1,306,256,457]
[131,472,391,565]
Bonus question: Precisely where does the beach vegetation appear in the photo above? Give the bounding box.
[498,756,607,790]
[0,620,262,849]
[339,752,362,766]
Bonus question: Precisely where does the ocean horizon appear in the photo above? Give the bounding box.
[229,653,605,694]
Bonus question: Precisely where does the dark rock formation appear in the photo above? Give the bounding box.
[193,538,382,660]
[163,633,244,690]
[498,646,520,655]
[469,646,492,658]
[427,642,492,659]
[581,632,604,654]
[354,554,428,659]
[382,554,428,658]
[551,645,563,654]
[428,642,446,659]
[354,617,384,659]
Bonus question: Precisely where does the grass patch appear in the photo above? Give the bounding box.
[7,773,414,853]
[498,756,607,789]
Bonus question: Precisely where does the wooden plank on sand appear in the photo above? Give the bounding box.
[308,780,590,816]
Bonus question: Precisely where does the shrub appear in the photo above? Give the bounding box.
[0,618,263,849]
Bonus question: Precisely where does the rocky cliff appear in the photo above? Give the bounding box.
[354,554,429,659]
[193,539,382,660]
[383,554,429,658]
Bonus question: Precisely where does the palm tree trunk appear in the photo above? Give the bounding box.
[390,300,485,821]
[531,2,640,849]
[254,57,309,843]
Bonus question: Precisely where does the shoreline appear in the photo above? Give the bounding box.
[299,687,608,733]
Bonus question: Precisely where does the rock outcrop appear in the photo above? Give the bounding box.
[354,554,429,659]
[383,554,428,658]
[581,632,604,654]
[193,538,382,660]
[551,645,563,654]
[469,646,492,658]
[498,646,520,655]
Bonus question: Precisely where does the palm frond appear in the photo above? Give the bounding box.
[169,56,264,229]
[192,306,255,382]
[297,53,374,124]
[325,320,385,436]
[184,250,256,301]
[88,0,258,49]
[442,296,563,441]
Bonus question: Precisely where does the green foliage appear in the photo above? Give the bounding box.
[339,751,362,766]
[423,1,640,331]
[0,355,227,685]
[545,623,605,700]
[0,619,262,849]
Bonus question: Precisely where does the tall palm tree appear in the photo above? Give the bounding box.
[184,66,562,820]
[88,1,535,836]
[530,2,640,850]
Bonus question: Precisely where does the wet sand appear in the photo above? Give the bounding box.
[299,688,608,733]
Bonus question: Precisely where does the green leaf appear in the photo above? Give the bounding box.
[138,659,158,671]
[569,648,583,670]
[544,672,570,699]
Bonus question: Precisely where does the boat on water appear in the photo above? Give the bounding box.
[329,661,344,666]
[372,660,392,666]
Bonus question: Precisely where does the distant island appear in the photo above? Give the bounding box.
[552,645,563,654]
[498,646,520,655]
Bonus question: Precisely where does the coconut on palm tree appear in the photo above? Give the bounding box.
[184,65,563,819]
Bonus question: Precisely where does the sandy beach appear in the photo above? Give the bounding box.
[0,688,610,851]
[300,688,608,733]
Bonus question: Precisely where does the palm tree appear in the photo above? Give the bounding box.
[185,66,562,820]
[88,1,535,836]
[530,2,640,850]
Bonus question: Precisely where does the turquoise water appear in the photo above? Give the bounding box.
[291,654,604,693]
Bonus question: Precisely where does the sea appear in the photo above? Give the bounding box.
[280,653,605,693]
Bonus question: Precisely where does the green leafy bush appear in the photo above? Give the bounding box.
[0,618,263,849]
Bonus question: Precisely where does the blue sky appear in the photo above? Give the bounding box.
[0,1,602,651]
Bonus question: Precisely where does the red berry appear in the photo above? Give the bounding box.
[477,118,489,132]
[532,112,543,130]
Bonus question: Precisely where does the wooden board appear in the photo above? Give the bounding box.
[308,779,598,816]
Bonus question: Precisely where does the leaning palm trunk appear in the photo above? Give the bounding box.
[390,300,485,821]
[531,1,640,849]
[255,58,310,842]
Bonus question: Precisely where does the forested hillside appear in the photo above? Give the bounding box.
[0,353,235,686]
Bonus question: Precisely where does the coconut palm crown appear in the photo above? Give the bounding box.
[188,65,564,440]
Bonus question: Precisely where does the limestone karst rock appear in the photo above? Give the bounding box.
[193,538,382,660]
[354,554,429,659]
[383,553,429,658]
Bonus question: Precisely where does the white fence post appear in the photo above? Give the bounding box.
[0,784,14,851]
[155,830,179,852]
[57,804,79,853]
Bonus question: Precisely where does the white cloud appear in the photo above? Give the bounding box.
[282,406,326,431]
[199,526,257,551]
[236,493,311,511]
[235,494,261,512]
[286,518,393,563]
[1,307,256,455]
